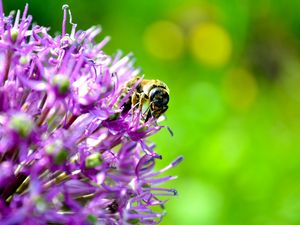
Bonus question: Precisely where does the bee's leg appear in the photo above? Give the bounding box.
[138,93,145,112]
[131,92,139,106]
[134,93,146,122]
[144,101,155,122]
[144,108,152,122]
[131,92,141,122]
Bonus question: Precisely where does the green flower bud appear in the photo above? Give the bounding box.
[19,55,29,65]
[85,152,102,168]
[45,140,68,164]
[54,149,68,164]
[9,113,34,138]
[11,28,18,42]
[52,74,70,94]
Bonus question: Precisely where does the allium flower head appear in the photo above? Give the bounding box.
[0,2,182,225]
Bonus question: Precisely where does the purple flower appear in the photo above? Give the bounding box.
[0,2,182,225]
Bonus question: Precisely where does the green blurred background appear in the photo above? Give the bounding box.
[4,0,300,224]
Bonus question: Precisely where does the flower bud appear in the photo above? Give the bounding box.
[45,140,68,164]
[8,113,34,138]
[51,74,70,95]
[85,152,102,168]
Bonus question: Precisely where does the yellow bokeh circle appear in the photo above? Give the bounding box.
[189,22,232,67]
[143,21,184,60]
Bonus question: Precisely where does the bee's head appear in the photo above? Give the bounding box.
[149,87,169,108]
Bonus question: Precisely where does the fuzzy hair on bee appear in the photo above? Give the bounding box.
[118,76,170,122]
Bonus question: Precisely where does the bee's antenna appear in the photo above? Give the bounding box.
[164,125,173,136]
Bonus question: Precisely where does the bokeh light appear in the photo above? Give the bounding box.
[189,22,232,67]
[143,21,184,60]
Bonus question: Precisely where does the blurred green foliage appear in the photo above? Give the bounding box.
[5,0,300,224]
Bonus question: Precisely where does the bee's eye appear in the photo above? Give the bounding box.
[162,92,169,104]
[150,88,169,106]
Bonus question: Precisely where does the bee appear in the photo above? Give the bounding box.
[119,76,170,122]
